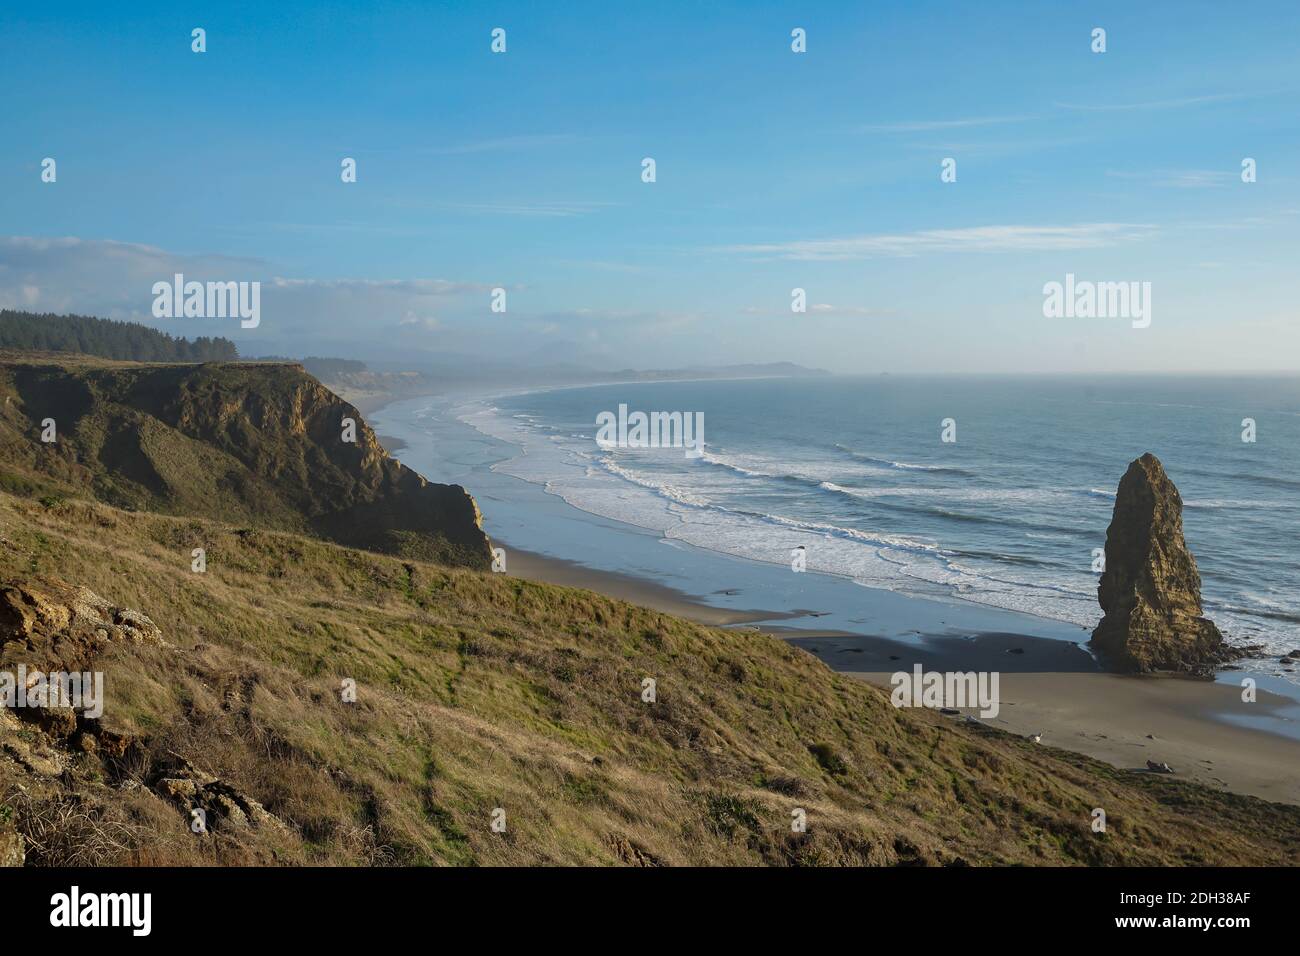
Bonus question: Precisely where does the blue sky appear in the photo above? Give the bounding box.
[3,0,1298,372]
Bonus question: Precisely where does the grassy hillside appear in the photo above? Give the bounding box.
[0,352,490,569]
[0,353,1295,867]
[2,490,1297,866]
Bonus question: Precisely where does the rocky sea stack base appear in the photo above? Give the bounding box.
[1090,453,1229,676]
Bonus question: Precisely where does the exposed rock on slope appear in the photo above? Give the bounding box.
[1090,453,1227,675]
[1,495,1298,865]
[0,354,491,568]
[1,579,166,653]
[151,754,286,834]
[0,576,288,858]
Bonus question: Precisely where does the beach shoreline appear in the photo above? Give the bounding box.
[505,543,1300,805]
[370,387,1300,807]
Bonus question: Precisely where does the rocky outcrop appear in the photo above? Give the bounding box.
[1090,453,1227,675]
[0,579,284,845]
[151,753,286,834]
[0,578,166,659]
[0,578,165,753]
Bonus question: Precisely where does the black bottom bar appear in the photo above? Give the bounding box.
[1,866,1282,941]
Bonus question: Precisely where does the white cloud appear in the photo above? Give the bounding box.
[399,312,442,331]
[0,235,491,351]
[271,277,484,294]
[1054,94,1240,112]
[808,303,891,317]
[0,233,700,365]
[719,223,1157,262]
[0,236,262,314]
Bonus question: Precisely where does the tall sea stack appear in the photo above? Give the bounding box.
[1090,453,1226,676]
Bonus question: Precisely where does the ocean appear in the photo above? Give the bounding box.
[373,374,1300,687]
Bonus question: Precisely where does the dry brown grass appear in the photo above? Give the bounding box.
[1,490,1298,866]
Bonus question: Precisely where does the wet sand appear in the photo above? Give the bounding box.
[851,670,1300,805]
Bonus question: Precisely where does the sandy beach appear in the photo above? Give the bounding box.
[902,671,1300,806]
[507,545,1300,806]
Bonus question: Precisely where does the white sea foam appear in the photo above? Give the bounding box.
[834,444,956,471]
[702,449,872,484]
[451,394,1300,678]
[455,399,1100,626]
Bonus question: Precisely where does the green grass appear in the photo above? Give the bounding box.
[1,353,1297,867]
[2,490,1298,866]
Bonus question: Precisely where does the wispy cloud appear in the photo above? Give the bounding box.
[862,93,1249,139]
[398,312,442,331]
[0,233,705,360]
[0,236,494,346]
[808,303,891,317]
[1106,169,1237,189]
[269,277,488,294]
[0,235,262,272]
[1054,93,1240,112]
[0,236,265,315]
[719,223,1157,262]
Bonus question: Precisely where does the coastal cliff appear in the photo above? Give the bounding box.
[0,353,491,569]
[1090,453,1227,675]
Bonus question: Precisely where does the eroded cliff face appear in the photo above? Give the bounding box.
[1090,453,1226,675]
[0,356,492,569]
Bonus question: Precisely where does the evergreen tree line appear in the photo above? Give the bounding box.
[0,310,239,362]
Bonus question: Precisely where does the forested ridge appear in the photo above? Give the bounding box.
[0,310,238,362]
